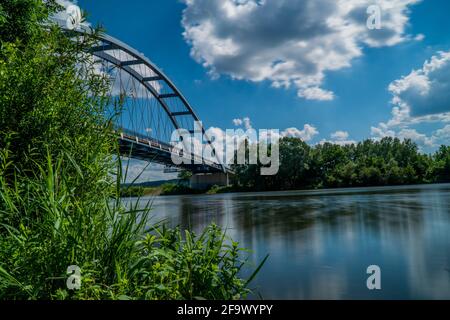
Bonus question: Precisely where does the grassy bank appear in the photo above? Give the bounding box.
[120,183,201,197]
[120,183,243,197]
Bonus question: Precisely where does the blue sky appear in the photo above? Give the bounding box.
[72,0,450,180]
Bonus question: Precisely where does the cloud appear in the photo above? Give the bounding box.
[232,117,252,129]
[232,118,243,126]
[331,131,349,141]
[182,0,420,101]
[242,117,252,130]
[321,130,356,146]
[397,129,434,147]
[414,33,425,41]
[298,87,334,101]
[233,117,319,142]
[232,117,319,142]
[371,51,450,150]
[371,124,434,148]
[281,124,319,142]
[371,123,395,139]
[388,51,450,123]
[435,125,450,139]
[433,125,450,145]
[122,159,177,183]
[52,0,91,28]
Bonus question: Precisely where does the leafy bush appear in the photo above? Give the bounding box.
[120,186,146,198]
[0,149,136,299]
[0,149,258,300]
[160,183,201,195]
[206,185,237,195]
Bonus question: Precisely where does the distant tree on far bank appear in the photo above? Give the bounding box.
[430,145,450,182]
[232,137,449,191]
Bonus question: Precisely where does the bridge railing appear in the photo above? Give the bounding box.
[116,128,224,170]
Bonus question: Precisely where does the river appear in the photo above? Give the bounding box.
[124,183,450,299]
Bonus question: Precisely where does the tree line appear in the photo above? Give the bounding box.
[232,137,450,191]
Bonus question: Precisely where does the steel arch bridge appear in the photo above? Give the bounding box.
[74,26,227,175]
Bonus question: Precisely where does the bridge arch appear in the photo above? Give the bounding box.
[71,26,226,173]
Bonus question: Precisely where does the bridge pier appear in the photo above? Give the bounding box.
[190,172,230,190]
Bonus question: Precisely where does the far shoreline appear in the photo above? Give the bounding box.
[120,182,450,198]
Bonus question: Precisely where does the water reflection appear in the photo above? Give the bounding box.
[125,184,450,299]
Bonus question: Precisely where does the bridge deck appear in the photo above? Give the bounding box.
[118,130,225,173]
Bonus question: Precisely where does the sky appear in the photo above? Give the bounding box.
[70,0,450,180]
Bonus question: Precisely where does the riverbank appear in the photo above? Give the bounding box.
[120,183,242,197]
[121,181,449,198]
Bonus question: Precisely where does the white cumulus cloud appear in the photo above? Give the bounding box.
[52,0,90,28]
[388,51,450,124]
[372,50,450,150]
[281,124,319,142]
[331,131,349,141]
[182,0,421,101]
[397,129,434,147]
[433,125,450,145]
[321,130,356,146]
[232,117,253,130]
[232,118,243,126]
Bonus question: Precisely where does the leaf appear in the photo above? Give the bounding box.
[245,254,269,287]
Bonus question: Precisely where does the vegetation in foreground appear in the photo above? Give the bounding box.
[0,1,261,300]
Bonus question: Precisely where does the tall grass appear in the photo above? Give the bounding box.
[0,144,262,300]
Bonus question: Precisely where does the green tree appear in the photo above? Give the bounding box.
[232,136,446,191]
[430,145,450,182]
[178,169,193,185]
[0,0,112,192]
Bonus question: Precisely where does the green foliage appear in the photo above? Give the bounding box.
[0,0,112,185]
[0,0,260,300]
[233,137,447,191]
[120,184,240,197]
[429,145,450,182]
[0,151,253,299]
[120,186,147,197]
[178,170,193,182]
[117,225,251,300]
[160,183,201,196]
[206,185,222,194]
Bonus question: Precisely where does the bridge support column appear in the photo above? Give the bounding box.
[190,172,230,190]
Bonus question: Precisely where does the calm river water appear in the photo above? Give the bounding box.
[125,184,450,299]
